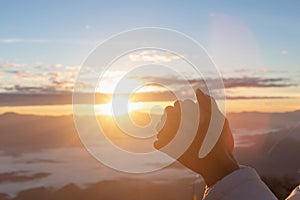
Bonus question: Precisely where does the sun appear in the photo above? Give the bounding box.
[96,95,144,116]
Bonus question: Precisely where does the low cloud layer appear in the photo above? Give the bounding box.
[0,61,298,106]
[222,77,296,88]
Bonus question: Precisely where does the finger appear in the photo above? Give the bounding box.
[196,89,219,111]
[196,89,209,103]
[174,100,180,109]
[196,89,211,112]
[165,105,174,113]
[155,103,181,149]
[156,112,167,132]
[154,139,162,150]
[173,100,184,115]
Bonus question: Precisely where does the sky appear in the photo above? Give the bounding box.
[0,0,299,114]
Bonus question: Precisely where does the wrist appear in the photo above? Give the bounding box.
[200,155,239,186]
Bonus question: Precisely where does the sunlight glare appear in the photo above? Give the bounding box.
[96,95,144,116]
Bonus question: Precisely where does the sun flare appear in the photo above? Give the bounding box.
[95,95,144,116]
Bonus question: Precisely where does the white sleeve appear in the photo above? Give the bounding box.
[286,186,300,200]
[203,166,278,200]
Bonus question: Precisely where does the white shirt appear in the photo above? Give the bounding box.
[203,166,300,200]
[286,186,300,200]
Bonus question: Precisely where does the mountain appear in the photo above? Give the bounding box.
[0,111,299,199]
[227,110,300,130]
[0,112,82,155]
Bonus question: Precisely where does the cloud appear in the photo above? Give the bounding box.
[0,93,110,106]
[65,65,81,70]
[4,85,59,94]
[226,96,294,100]
[223,77,296,88]
[0,38,50,44]
[54,63,63,68]
[5,70,30,79]
[128,50,181,62]
[0,171,50,183]
[137,76,296,90]
[33,63,80,71]
[2,74,296,95]
[0,38,100,45]
[0,62,27,68]
[51,80,75,91]
[0,93,71,106]
[0,61,297,104]
[0,91,297,107]
[233,68,286,74]
[1,63,80,93]
[281,50,289,55]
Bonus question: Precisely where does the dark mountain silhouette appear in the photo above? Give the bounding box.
[1,178,203,200]
[234,125,300,177]
[0,111,299,199]
[0,112,82,155]
[1,110,299,155]
[0,193,9,200]
[227,110,300,130]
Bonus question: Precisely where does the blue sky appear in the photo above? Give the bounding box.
[1,0,299,67]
